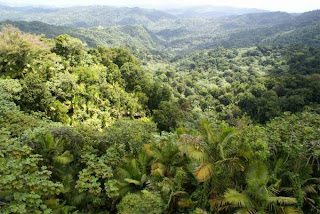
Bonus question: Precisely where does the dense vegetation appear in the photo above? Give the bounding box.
[1,20,320,214]
[1,3,320,213]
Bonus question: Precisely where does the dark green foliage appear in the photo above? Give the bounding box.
[0,134,63,213]
[117,191,165,214]
[102,119,157,155]
[153,101,183,132]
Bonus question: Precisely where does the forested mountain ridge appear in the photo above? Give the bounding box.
[1,7,320,53]
[0,5,176,28]
[0,4,268,24]
[148,10,320,52]
[165,5,267,18]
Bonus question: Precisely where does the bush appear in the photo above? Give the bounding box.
[117,190,165,214]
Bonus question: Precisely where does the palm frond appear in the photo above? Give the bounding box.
[246,162,269,189]
[278,206,300,214]
[187,145,207,162]
[302,184,317,194]
[219,127,235,147]
[115,167,131,180]
[144,144,154,156]
[43,133,54,150]
[268,196,297,205]
[224,189,253,208]
[210,197,232,212]
[194,162,214,182]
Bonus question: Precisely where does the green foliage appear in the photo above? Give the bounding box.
[117,190,165,214]
[19,71,53,112]
[222,162,298,214]
[53,34,87,66]
[103,119,156,155]
[266,111,320,172]
[114,149,153,197]
[0,25,55,79]
[76,153,114,195]
[0,134,63,213]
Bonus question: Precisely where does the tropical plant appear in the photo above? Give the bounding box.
[219,162,298,214]
[114,150,152,196]
[0,133,63,213]
[179,121,243,183]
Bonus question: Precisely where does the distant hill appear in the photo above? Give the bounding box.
[1,7,320,53]
[166,6,267,18]
[217,10,320,48]
[0,5,176,27]
[148,11,320,52]
[0,5,57,12]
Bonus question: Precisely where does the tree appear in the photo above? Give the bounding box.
[179,121,243,183]
[120,62,145,92]
[0,25,53,79]
[53,34,86,66]
[153,101,182,132]
[145,138,188,179]
[114,150,152,197]
[145,82,172,112]
[112,47,140,68]
[221,162,298,214]
[19,72,53,113]
[145,136,191,213]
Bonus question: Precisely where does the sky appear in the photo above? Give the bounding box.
[0,0,320,13]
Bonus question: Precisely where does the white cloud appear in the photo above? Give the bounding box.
[1,0,320,12]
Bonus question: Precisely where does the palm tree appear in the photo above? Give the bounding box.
[145,137,191,212]
[179,121,243,183]
[32,133,80,209]
[145,137,189,179]
[220,162,298,214]
[36,133,75,193]
[115,149,152,196]
[280,170,320,213]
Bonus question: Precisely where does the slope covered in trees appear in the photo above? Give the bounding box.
[1,22,320,214]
